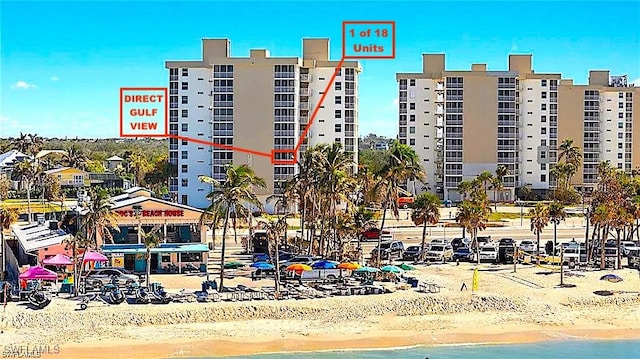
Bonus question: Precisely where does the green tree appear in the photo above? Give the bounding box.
[63,144,89,170]
[411,192,441,262]
[547,201,566,256]
[456,201,489,264]
[141,225,162,289]
[199,164,266,291]
[529,203,550,264]
[0,207,19,280]
[265,213,290,293]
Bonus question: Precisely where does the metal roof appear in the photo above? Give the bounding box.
[101,243,209,254]
[11,221,72,252]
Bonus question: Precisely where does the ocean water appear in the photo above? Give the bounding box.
[196,340,640,359]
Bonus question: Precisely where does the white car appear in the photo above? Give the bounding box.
[478,245,498,263]
[519,240,536,254]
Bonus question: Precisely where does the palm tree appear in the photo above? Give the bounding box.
[457,180,473,201]
[265,213,290,293]
[558,138,582,185]
[141,225,162,289]
[490,177,504,211]
[0,207,19,280]
[64,233,92,296]
[529,203,550,264]
[199,164,266,291]
[375,140,425,266]
[494,165,508,204]
[411,192,441,262]
[477,171,494,198]
[82,188,120,248]
[547,201,566,256]
[63,144,89,170]
[353,206,376,264]
[11,159,41,223]
[127,152,153,186]
[12,133,44,157]
[456,201,489,264]
[199,203,225,251]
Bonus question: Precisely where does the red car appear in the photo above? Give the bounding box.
[361,228,391,241]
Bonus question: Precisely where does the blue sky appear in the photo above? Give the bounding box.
[1,1,639,139]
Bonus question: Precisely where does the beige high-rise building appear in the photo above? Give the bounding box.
[166,38,360,208]
[396,54,639,201]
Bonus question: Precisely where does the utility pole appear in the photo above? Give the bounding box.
[513,244,517,273]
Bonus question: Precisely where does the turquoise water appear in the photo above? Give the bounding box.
[196,340,640,359]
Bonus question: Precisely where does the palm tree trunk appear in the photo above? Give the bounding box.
[219,208,230,291]
[274,235,281,293]
[419,218,427,263]
[26,181,32,223]
[536,231,541,265]
[475,228,480,265]
[75,250,89,297]
[146,248,152,290]
[616,229,622,270]
[600,226,606,270]
[553,222,557,257]
[300,194,306,253]
[377,196,390,267]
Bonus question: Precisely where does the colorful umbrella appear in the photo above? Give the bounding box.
[286,264,312,272]
[250,262,274,270]
[82,251,108,262]
[354,266,380,273]
[42,254,73,266]
[600,274,623,283]
[399,263,416,271]
[337,262,360,270]
[19,266,57,281]
[312,260,337,269]
[381,265,403,273]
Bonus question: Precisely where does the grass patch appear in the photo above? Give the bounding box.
[488,212,530,221]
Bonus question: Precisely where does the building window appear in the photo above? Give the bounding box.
[409,79,416,86]
[540,164,546,171]
[182,139,188,145]
[619,113,624,118]
[618,143,623,149]
[541,104,547,111]
[541,128,547,135]
[181,151,188,159]
[335,82,342,90]
[409,127,415,134]
[541,151,546,159]
[541,174,546,182]
[181,165,188,173]
[410,114,416,122]
[181,82,188,90]
[335,96,341,105]
[334,124,341,132]
[541,139,547,146]
[335,110,341,118]
[541,79,547,87]
[182,68,188,76]
[618,122,624,129]
[541,92,547,99]
[410,103,416,110]
[181,178,188,187]
[618,133,623,139]
[619,92,624,99]
[619,102,624,108]
[181,195,188,205]
[181,96,188,104]
[182,124,188,131]
[541,115,547,123]
[181,110,188,118]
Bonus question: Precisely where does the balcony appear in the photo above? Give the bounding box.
[436,95,445,102]
[550,109,558,115]
[584,106,599,111]
[584,95,600,101]
[345,145,355,152]
[300,74,312,82]
[274,144,294,150]
[213,115,233,122]
[275,115,294,122]
[169,144,178,150]
[498,145,517,151]
[446,119,463,126]
[498,108,517,113]
[275,101,294,108]
[212,159,232,165]
[400,108,408,114]
[274,130,295,137]
[399,97,407,102]
[447,95,463,101]
[345,88,355,95]
[445,145,463,151]
[213,72,233,78]
[497,158,517,163]
[299,115,309,124]
[169,185,178,192]
[550,85,558,91]
[213,130,233,136]
[299,88,310,96]
[170,89,178,95]
[169,75,178,81]
[497,132,518,139]
[436,107,444,115]
[345,131,355,137]
[275,87,295,93]
[498,96,515,101]
[345,75,355,81]
[436,83,444,91]
[345,117,355,124]
[299,102,310,110]
[399,120,407,126]
[399,84,407,90]
[345,103,355,109]
[213,101,233,107]
[550,97,558,103]
[274,173,293,181]
[213,86,233,92]
[498,120,517,126]
[445,157,463,163]
[274,72,295,79]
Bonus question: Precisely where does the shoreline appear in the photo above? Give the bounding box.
[51,327,640,358]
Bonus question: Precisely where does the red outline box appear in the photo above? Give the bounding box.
[342,21,396,59]
[271,149,297,165]
[119,87,169,138]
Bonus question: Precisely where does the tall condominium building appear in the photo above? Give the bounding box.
[166,38,360,209]
[396,54,639,201]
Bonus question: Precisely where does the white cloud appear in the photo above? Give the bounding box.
[50,76,59,81]
[510,44,518,52]
[633,78,640,86]
[11,81,37,90]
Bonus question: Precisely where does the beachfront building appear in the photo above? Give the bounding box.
[396,54,640,201]
[165,38,361,209]
[44,167,91,188]
[101,187,209,273]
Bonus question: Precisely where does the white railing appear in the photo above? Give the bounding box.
[300,74,312,82]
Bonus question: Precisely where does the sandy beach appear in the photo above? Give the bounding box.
[3,263,640,358]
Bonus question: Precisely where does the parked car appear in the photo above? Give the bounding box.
[471,236,492,250]
[453,246,474,262]
[519,240,536,254]
[371,241,405,259]
[285,268,341,282]
[621,241,639,256]
[429,238,451,246]
[478,245,498,263]
[402,245,425,261]
[361,228,391,241]
[425,244,454,262]
[84,268,143,289]
[451,237,469,250]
